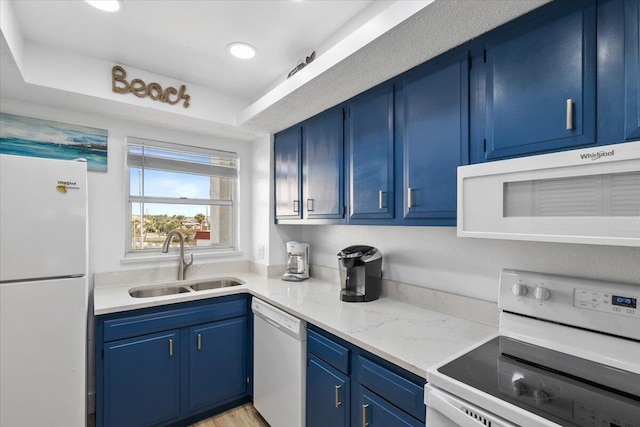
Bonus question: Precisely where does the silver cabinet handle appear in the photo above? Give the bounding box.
[197,333,202,350]
[362,403,369,427]
[378,190,384,210]
[169,339,173,357]
[334,385,342,408]
[566,99,573,130]
[293,200,299,213]
[307,198,314,212]
[407,187,413,209]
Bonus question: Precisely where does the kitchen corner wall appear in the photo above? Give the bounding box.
[250,134,301,269]
[1,97,260,409]
[277,217,640,302]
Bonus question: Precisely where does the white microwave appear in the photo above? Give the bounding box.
[457,141,640,247]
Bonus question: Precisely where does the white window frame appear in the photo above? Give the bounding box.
[124,136,238,257]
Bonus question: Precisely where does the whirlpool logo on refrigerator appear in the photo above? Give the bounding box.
[56,180,80,194]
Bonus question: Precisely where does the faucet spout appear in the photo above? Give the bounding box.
[161,229,194,280]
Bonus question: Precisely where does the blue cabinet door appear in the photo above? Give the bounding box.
[189,317,247,412]
[625,0,640,140]
[400,53,469,220]
[306,354,350,427]
[303,108,344,219]
[104,330,180,427]
[482,2,596,160]
[274,126,302,219]
[357,386,423,427]
[348,85,395,220]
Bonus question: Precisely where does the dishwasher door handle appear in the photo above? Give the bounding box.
[261,316,282,329]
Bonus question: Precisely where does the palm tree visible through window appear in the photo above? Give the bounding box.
[126,137,238,253]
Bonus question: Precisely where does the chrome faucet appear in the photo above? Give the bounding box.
[161,230,194,280]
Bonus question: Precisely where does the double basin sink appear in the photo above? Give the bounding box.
[129,278,243,298]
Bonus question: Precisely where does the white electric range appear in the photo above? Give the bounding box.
[426,269,640,427]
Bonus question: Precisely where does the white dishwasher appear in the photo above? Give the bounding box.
[252,297,306,427]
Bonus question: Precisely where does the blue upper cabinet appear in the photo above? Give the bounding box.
[399,53,469,222]
[303,108,345,219]
[348,85,395,221]
[597,0,639,144]
[625,0,640,140]
[478,1,597,162]
[274,126,302,220]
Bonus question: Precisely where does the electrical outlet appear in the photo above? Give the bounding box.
[257,245,265,260]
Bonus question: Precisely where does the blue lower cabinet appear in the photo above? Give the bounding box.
[104,330,181,427]
[306,354,350,427]
[96,295,251,427]
[306,325,426,427]
[358,386,424,427]
[189,317,248,411]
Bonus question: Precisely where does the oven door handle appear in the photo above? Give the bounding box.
[427,387,516,427]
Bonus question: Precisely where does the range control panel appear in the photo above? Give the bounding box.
[574,289,638,318]
[499,269,640,341]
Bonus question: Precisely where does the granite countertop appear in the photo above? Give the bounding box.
[94,271,497,378]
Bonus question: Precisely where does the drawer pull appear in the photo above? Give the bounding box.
[334,385,342,408]
[362,403,369,427]
[197,333,202,350]
[169,339,173,357]
[566,99,573,130]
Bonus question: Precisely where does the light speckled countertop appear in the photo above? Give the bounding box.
[94,271,497,378]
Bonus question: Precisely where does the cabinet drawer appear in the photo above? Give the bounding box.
[103,298,247,342]
[307,329,349,374]
[355,356,425,422]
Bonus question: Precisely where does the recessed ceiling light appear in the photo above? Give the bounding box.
[227,42,257,59]
[85,0,122,12]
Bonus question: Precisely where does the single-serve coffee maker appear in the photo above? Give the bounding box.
[338,245,382,302]
[282,241,309,282]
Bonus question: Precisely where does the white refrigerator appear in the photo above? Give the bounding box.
[0,154,88,427]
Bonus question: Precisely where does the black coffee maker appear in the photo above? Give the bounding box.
[338,245,382,302]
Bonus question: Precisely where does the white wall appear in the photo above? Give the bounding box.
[282,225,640,302]
[250,135,303,267]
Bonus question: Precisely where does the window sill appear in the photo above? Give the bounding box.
[121,250,243,265]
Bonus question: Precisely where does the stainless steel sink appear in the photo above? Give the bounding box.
[129,286,192,298]
[189,279,243,291]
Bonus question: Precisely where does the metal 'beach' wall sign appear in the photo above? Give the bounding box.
[112,65,191,108]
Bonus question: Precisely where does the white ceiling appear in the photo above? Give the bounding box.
[10,0,375,101]
[1,0,552,139]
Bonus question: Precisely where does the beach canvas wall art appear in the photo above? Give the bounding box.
[0,113,108,172]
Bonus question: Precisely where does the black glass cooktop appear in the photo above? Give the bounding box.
[438,336,640,427]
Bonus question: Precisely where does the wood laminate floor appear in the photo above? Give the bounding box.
[190,403,270,427]
[88,403,268,427]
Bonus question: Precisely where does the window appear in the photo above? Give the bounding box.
[126,137,238,253]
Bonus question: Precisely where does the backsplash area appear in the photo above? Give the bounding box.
[310,264,499,326]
